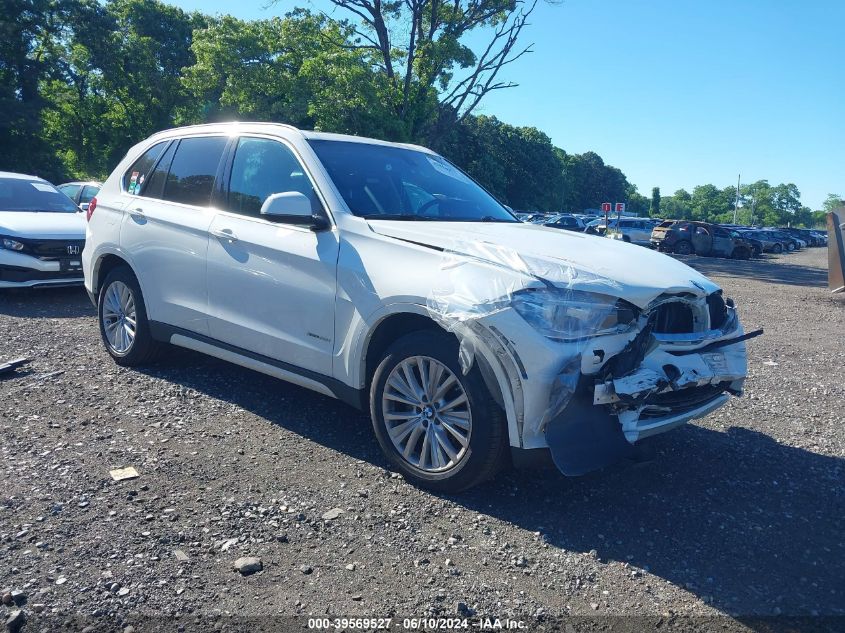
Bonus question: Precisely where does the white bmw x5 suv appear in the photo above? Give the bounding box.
[83,122,754,491]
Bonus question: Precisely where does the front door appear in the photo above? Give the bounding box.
[691,225,713,254]
[205,136,338,377]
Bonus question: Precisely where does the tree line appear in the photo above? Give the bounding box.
[1,0,830,226]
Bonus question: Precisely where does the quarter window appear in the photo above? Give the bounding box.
[162,136,228,207]
[124,142,166,193]
[59,184,81,201]
[80,185,99,204]
[227,137,319,217]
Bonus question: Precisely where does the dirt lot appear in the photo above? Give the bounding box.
[1,247,842,632]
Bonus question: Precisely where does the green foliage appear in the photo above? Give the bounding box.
[0,1,829,221]
[436,115,564,211]
[650,187,660,217]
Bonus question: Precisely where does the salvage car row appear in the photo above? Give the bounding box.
[522,211,825,259]
[2,124,767,493]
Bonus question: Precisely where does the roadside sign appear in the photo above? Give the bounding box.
[601,202,611,212]
[615,202,625,212]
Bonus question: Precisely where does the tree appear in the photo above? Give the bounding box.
[650,187,660,217]
[821,193,844,213]
[182,12,401,139]
[439,115,564,210]
[306,0,538,142]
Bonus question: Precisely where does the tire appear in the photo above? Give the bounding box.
[97,266,162,366]
[772,243,783,254]
[370,330,508,492]
[673,240,693,255]
[732,247,751,260]
[787,243,795,252]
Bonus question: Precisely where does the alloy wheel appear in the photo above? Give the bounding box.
[381,356,472,473]
[101,281,137,354]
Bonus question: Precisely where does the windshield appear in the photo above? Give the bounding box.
[0,177,80,213]
[308,140,517,222]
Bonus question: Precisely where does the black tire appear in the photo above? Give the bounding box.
[369,330,508,493]
[97,266,162,366]
[772,243,783,254]
[732,247,751,260]
[673,240,693,255]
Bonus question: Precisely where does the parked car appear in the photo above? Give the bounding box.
[0,172,86,289]
[778,227,819,247]
[83,123,751,492]
[606,218,660,246]
[543,213,586,232]
[734,228,789,254]
[58,180,102,212]
[651,221,754,259]
[760,229,800,251]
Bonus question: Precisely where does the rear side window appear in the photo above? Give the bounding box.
[162,136,228,207]
[59,184,81,201]
[80,185,99,203]
[141,142,177,199]
[226,137,320,217]
[124,142,166,193]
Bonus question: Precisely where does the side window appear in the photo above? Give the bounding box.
[227,137,320,217]
[162,136,228,207]
[141,141,177,199]
[124,142,166,193]
[80,185,99,204]
[59,184,81,201]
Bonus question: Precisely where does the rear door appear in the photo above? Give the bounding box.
[205,135,338,376]
[712,227,734,255]
[120,135,229,335]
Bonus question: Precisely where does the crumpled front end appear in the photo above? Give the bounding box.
[424,237,756,476]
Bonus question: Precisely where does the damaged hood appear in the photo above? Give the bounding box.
[0,211,86,240]
[367,220,720,308]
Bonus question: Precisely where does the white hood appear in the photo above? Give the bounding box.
[367,220,721,308]
[0,211,86,240]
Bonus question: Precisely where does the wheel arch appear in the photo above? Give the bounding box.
[354,305,521,449]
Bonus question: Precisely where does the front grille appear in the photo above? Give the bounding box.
[639,383,728,419]
[707,292,727,329]
[15,237,85,259]
[0,266,83,283]
[650,301,694,333]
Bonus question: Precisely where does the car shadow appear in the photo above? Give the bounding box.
[0,286,95,318]
[139,353,843,618]
[673,253,828,288]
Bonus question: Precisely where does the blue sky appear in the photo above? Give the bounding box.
[169,0,843,209]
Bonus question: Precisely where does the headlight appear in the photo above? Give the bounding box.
[511,288,639,341]
[1,237,24,251]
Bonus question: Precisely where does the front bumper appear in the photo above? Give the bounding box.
[0,250,84,288]
[474,302,749,476]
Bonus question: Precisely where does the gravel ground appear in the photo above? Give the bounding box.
[1,247,842,632]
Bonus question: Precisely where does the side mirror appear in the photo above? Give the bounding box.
[260,192,328,231]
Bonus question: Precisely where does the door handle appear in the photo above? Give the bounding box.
[210,228,238,242]
[129,207,145,217]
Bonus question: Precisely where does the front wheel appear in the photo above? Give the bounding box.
[772,243,783,254]
[673,240,693,255]
[370,330,508,492]
[98,266,162,366]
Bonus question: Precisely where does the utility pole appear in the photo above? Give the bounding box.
[733,174,741,224]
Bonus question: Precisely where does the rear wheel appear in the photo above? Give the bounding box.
[673,240,693,255]
[98,266,162,366]
[370,330,508,492]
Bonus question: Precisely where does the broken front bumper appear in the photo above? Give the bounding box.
[473,306,753,476]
